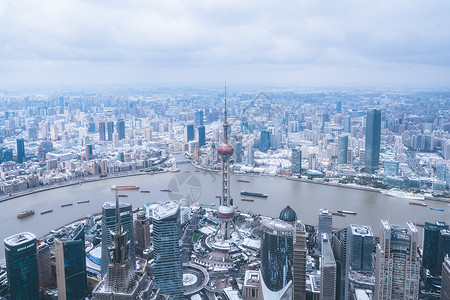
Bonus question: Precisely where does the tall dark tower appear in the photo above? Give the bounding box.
[214,85,241,246]
[365,109,381,174]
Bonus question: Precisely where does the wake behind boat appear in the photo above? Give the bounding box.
[381,189,424,200]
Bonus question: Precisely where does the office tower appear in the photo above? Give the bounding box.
[322,113,329,129]
[153,202,184,300]
[134,211,151,255]
[214,91,240,247]
[234,141,243,163]
[16,138,25,163]
[198,125,206,147]
[195,109,204,126]
[320,234,336,300]
[436,163,447,180]
[88,122,96,133]
[112,132,119,148]
[277,206,308,300]
[332,228,349,300]
[37,241,52,286]
[85,144,93,161]
[438,229,450,273]
[107,121,114,141]
[336,101,342,112]
[185,124,195,142]
[383,160,399,179]
[423,221,449,276]
[337,135,348,164]
[28,127,38,141]
[374,221,420,300]
[144,128,152,142]
[318,208,332,249]
[55,224,87,300]
[4,232,39,300]
[117,119,125,140]
[260,219,294,291]
[291,147,302,173]
[344,115,351,133]
[365,109,381,173]
[247,144,254,166]
[101,201,135,277]
[349,224,373,272]
[308,153,317,170]
[260,130,270,153]
[442,256,450,300]
[98,121,106,141]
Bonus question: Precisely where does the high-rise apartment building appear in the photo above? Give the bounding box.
[4,232,40,300]
[337,135,348,164]
[374,221,420,300]
[55,224,87,300]
[365,109,381,174]
[291,147,302,173]
[152,202,184,300]
[101,201,135,277]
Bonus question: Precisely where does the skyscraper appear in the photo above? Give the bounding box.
[438,229,450,274]
[55,224,87,300]
[291,147,302,173]
[99,121,106,141]
[134,211,151,256]
[365,109,381,174]
[152,202,184,300]
[332,228,349,300]
[4,232,40,300]
[260,130,270,153]
[442,256,450,300]
[101,201,135,277]
[320,234,336,300]
[349,224,373,272]
[107,121,114,141]
[423,221,449,276]
[16,138,25,163]
[344,115,351,134]
[195,109,204,126]
[198,125,206,147]
[374,221,420,300]
[260,219,294,292]
[337,135,348,165]
[117,119,125,140]
[185,124,195,142]
[318,208,332,249]
[234,141,242,163]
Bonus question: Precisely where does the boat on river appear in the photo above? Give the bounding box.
[237,179,250,183]
[332,212,346,217]
[381,189,424,200]
[160,189,172,192]
[41,210,53,215]
[241,198,254,202]
[337,210,357,215]
[77,200,90,204]
[17,209,34,219]
[429,207,444,212]
[240,191,268,198]
[409,201,427,207]
[61,203,73,207]
[111,185,139,191]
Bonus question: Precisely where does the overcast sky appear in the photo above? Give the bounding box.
[1,0,450,89]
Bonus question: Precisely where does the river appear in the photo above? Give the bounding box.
[0,161,448,259]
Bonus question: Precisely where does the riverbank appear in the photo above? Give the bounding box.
[0,170,167,203]
[285,176,450,204]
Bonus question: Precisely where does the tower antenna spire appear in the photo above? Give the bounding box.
[115,190,121,233]
[223,82,228,143]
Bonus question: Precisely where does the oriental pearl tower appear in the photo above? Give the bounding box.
[214,85,241,248]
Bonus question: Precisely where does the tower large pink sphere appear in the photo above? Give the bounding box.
[218,143,234,157]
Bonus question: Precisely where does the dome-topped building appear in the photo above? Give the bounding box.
[279,206,297,223]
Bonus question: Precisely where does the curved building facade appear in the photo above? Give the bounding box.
[260,219,294,292]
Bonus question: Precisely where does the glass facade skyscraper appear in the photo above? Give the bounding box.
[318,208,332,250]
[291,147,302,173]
[101,201,135,277]
[98,121,106,141]
[107,121,114,141]
[260,130,270,153]
[55,224,87,300]
[321,234,336,300]
[185,124,195,142]
[423,221,449,276]
[260,219,294,292]
[198,125,206,147]
[117,119,125,140]
[16,138,25,164]
[152,202,184,300]
[4,232,39,300]
[349,224,373,272]
[337,134,348,165]
[365,109,381,174]
[195,109,204,126]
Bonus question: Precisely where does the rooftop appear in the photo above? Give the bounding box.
[153,201,179,220]
[4,232,35,247]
